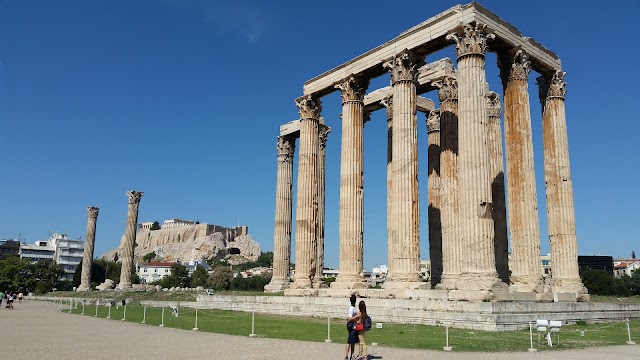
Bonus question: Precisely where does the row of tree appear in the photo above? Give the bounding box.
[581,268,640,296]
[0,257,67,294]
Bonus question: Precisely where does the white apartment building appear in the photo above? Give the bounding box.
[20,232,84,281]
[137,262,174,284]
[614,259,640,278]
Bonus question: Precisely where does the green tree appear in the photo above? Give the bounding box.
[143,252,156,263]
[256,251,273,268]
[190,265,208,288]
[581,268,630,296]
[208,266,233,291]
[150,221,161,230]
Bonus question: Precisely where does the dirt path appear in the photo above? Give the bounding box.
[2,301,638,360]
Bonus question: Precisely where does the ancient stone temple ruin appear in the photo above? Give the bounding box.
[265,2,588,302]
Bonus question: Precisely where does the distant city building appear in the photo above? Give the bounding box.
[613,259,640,278]
[19,232,84,281]
[0,239,20,259]
[182,259,210,276]
[578,255,614,275]
[137,262,174,284]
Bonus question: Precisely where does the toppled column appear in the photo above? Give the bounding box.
[426,109,443,286]
[291,95,321,289]
[265,135,296,292]
[313,125,331,289]
[447,22,507,300]
[383,50,426,290]
[434,75,460,290]
[485,92,510,284]
[78,206,99,291]
[333,75,369,289]
[537,71,589,302]
[118,191,143,290]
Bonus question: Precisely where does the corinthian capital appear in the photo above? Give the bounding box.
[433,75,458,103]
[126,191,144,205]
[319,125,331,149]
[276,136,295,163]
[486,91,502,118]
[335,75,369,104]
[536,70,567,104]
[447,22,495,59]
[381,95,393,121]
[426,109,441,133]
[499,49,530,85]
[295,95,322,120]
[383,50,424,85]
[87,206,100,218]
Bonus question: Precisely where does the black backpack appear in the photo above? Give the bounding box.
[363,316,372,331]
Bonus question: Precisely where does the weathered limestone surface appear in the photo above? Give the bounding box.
[499,50,544,294]
[485,92,509,284]
[265,136,296,292]
[426,110,442,287]
[382,50,425,289]
[434,75,460,290]
[447,23,505,296]
[78,206,99,291]
[333,76,368,289]
[313,125,330,289]
[537,71,588,301]
[291,96,321,289]
[381,96,395,281]
[118,191,143,290]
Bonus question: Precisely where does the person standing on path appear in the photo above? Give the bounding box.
[0,290,4,309]
[344,294,358,360]
[356,300,369,360]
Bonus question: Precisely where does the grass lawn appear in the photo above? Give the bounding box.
[48,299,639,352]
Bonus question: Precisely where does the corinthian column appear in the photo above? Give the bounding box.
[537,71,588,301]
[485,92,509,283]
[447,22,505,296]
[314,125,331,289]
[118,191,143,290]
[78,206,99,291]
[291,95,321,289]
[433,76,460,290]
[427,110,442,287]
[265,135,296,292]
[498,49,543,293]
[381,96,394,281]
[333,75,369,289]
[382,50,425,288]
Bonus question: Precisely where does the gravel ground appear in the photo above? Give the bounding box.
[2,301,638,360]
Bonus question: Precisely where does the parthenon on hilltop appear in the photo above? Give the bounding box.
[265,2,588,302]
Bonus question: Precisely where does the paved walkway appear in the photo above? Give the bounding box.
[1,301,638,360]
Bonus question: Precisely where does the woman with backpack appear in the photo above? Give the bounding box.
[355,300,371,360]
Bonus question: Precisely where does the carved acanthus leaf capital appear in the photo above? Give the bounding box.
[486,91,502,118]
[426,110,441,133]
[295,95,322,120]
[126,191,143,205]
[446,22,495,59]
[536,70,567,104]
[381,95,393,121]
[499,49,530,84]
[383,50,424,85]
[433,75,458,103]
[319,126,331,149]
[335,75,369,104]
[277,136,295,163]
[87,206,100,218]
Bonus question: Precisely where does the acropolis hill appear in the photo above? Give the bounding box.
[102,219,261,263]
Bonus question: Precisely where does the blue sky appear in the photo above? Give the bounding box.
[1,0,638,270]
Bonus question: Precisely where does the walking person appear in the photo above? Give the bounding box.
[344,294,358,360]
[0,290,4,309]
[355,300,370,360]
[7,292,14,309]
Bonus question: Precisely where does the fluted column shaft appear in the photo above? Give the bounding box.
[382,96,394,280]
[79,206,99,290]
[448,23,501,288]
[427,110,442,286]
[334,76,368,286]
[118,191,143,289]
[314,126,330,288]
[537,71,587,298]
[435,76,460,289]
[486,92,510,283]
[267,136,295,290]
[292,95,321,289]
[384,51,423,283]
[500,50,543,290]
